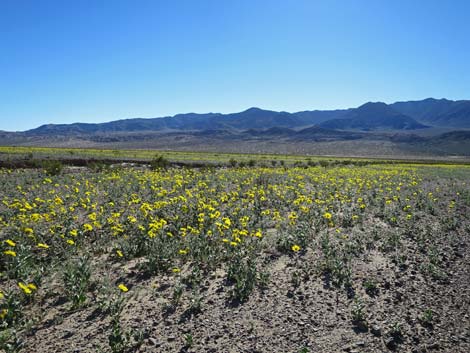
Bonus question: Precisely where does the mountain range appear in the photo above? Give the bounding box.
[1,98,469,158]
[15,98,469,136]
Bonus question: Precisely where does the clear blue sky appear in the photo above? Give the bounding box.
[1,0,469,131]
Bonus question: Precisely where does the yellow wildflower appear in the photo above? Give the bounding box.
[118,283,128,292]
[291,244,301,252]
[3,250,16,257]
[0,309,8,319]
[5,239,16,247]
[18,282,32,295]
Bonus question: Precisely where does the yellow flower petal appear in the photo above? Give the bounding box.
[118,284,128,292]
[3,250,17,257]
[5,239,16,247]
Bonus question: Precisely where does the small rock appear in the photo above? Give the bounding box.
[148,337,161,347]
[62,331,74,339]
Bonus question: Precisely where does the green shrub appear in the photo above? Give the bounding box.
[150,155,169,170]
[42,160,63,176]
[229,158,237,167]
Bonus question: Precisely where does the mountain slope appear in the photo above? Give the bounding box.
[392,98,470,127]
[432,101,470,128]
[319,102,427,130]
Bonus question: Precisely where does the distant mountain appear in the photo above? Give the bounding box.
[432,101,470,128]
[392,98,470,128]
[319,102,427,130]
[17,98,470,138]
[25,107,350,135]
[29,113,223,134]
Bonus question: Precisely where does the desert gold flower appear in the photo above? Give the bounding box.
[291,244,301,252]
[18,282,32,295]
[127,215,137,223]
[37,243,49,249]
[3,250,16,257]
[0,309,8,319]
[5,239,16,247]
[118,283,128,292]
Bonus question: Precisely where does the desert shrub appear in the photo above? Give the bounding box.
[42,160,63,176]
[88,161,109,172]
[150,155,169,170]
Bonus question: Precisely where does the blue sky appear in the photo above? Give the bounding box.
[1,0,469,131]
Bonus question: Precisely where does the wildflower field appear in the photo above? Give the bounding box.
[0,160,469,352]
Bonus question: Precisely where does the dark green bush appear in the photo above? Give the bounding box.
[42,160,63,176]
[150,155,170,170]
[229,158,237,167]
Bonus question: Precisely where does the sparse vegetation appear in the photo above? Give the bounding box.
[0,153,469,352]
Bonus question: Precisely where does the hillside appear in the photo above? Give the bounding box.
[392,98,470,128]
